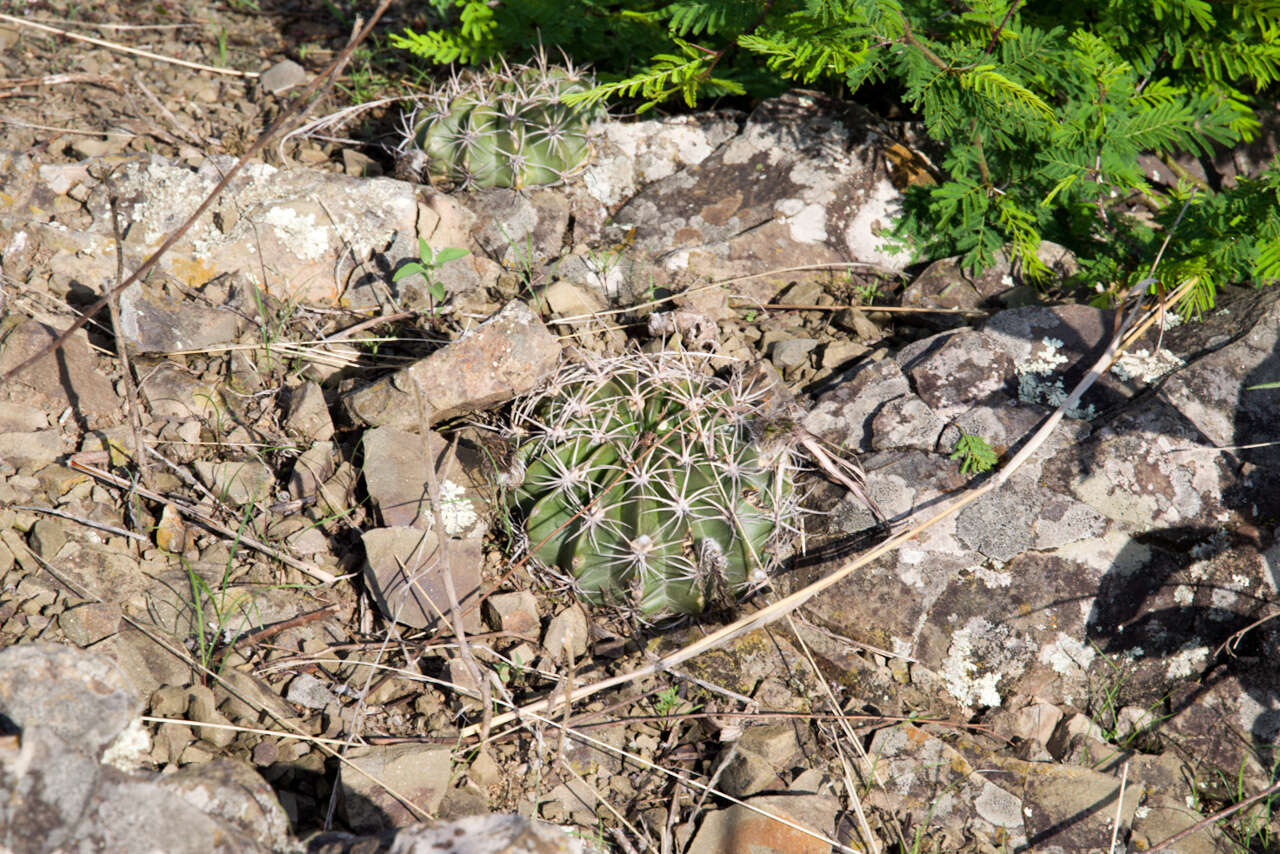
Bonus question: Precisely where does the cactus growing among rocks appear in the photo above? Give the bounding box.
[504,352,805,618]
[398,54,598,190]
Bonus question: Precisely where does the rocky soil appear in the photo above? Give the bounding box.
[2,3,1280,853]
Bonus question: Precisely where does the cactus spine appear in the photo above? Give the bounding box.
[505,353,803,618]
[402,53,597,190]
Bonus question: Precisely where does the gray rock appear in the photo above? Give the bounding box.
[187,684,236,749]
[0,318,117,423]
[611,93,907,306]
[361,527,484,632]
[361,425,488,534]
[288,440,336,500]
[0,401,47,431]
[341,148,382,177]
[138,361,223,420]
[117,281,241,352]
[260,59,307,95]
[770,336,819,370]
[58,600,122,647]
[282,380,334,442]
[286,672,337,710]
[484,591,540,641]
[342,301,561,431]
[157,759,292,852]
[340,743,454,832]
[193,459,275,506]
[541,605,588,662]
[307,813,585,854]
[0,645,282,852]
[0,643,139,757]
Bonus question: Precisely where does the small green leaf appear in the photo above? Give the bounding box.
[434,247,470,266]
[393,262,426,282]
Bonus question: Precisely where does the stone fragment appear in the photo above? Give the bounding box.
[117,281,241,352]
[139,362,223,420]
[187,684,236,748]
[770,337,819,370]
[309,813,585,854]
[1009,699,1063,747]
[281,380,333,441]
[468,750,501,786]
[157,759,292,852]
[286,672,336,710]
[484,590,539,641]
[259,59,306,94]
[718,724,801,797]
[341,149,382,177]
[342,300,561,430]
[361,527,484,632]
[542,605,588,662]
[193,459,275,506]
[361,425,488,533]
[288,440,336,500]
[0,317,117,421]
[0,401,46,431]
[542,779,597,827]
[340,743,454,832]
[0,643,140,756]
[611,92,907,305]
[685,790,838,854]
[58,600,122,647]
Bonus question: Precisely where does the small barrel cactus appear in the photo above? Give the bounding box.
[504,353,804,618]
[400,54,598,190]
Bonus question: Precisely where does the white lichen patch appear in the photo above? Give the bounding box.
[976,565,1012,588]
[1015,337,1096,419]
[1165,643,1210,679]
[774,198,827,243]
[1173,584,1195,606]
[262,206,330,261]
[1111,348,1185,384]
[1038,632,1096,675]
[941,617,1021,708]
[431,479,479,536]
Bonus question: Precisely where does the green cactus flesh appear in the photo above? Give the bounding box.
[411,64,595,189]
[507,354,800,617]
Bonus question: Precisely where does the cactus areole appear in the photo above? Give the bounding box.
[506,354,801,617]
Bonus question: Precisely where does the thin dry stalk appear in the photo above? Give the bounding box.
[106,196,152,486]
[0,13,259,77]
[65,458,340,584]
[1109,760,1129,854]
[1147,779,1280,850]
[786,613,884,854]
[412,378,493,739]
[1,0,395,386]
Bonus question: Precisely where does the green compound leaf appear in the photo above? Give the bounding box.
[950,432,999,476]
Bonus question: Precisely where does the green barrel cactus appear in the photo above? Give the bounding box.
[505,353,803,618]
[401,55,598,190]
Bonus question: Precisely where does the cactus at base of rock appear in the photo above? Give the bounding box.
[399,53,598,190]
[504,352,804,618]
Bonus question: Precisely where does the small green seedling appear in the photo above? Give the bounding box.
[393,239,469,315]
[950,432,998,475]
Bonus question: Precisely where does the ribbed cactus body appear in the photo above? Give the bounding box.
[507,354,801,617]
[407,61,596,190]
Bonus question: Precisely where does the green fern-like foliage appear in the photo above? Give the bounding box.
[393,0,1280,308]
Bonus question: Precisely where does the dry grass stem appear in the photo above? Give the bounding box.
[0,13,260,77]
